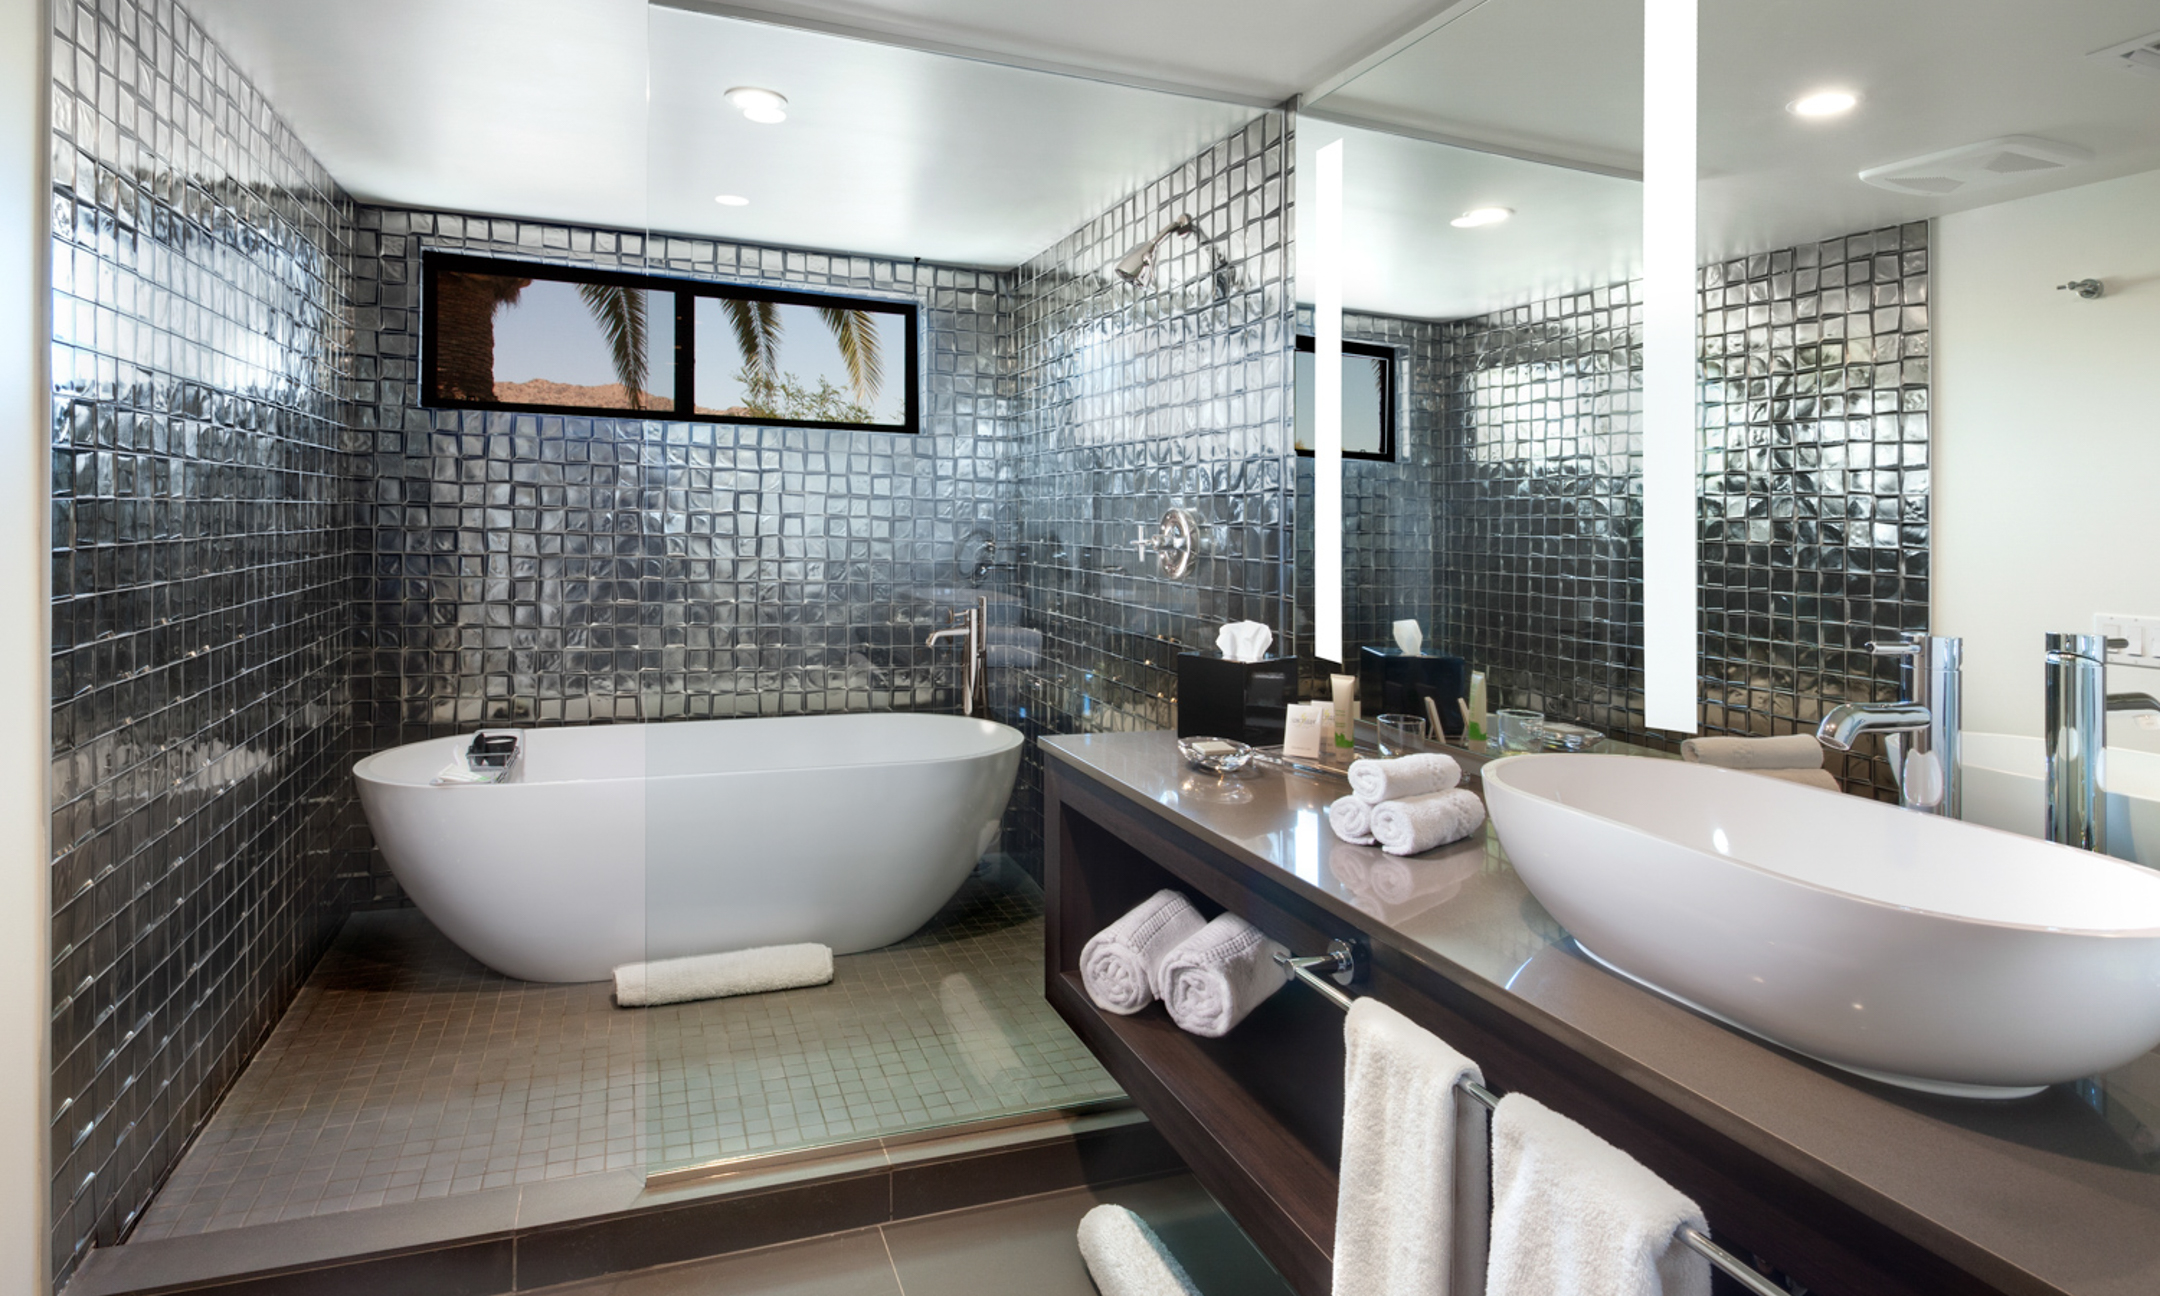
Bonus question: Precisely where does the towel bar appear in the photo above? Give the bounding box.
[1274,947,1788,1296]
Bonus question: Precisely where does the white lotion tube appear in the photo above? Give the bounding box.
[1468,671,1488,743]
[1331,674,1356,750]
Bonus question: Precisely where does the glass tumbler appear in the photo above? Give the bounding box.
[1375,713,1428,757]
[1496,708,1545,753]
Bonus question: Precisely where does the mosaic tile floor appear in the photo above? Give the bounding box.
[131,867,1119,1240]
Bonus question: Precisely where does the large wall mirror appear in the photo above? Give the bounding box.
[1298,0,2160,802]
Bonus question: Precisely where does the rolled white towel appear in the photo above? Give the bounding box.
[1750,767,1840,792]
[614,943,832,1007]
[1679,733,1823,770]
[1159,913,1289,1038]
[1081,890,1208,1015]
[1077,1204,1201,1296]
[1329,795,1377,844]
[1348,753,1462,805]
[1371,788,1487,857]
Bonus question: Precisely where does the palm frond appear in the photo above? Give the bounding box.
[577,282,649,409]
[817,307,884,405]
[719,297,783,385]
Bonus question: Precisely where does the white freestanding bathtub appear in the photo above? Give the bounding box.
[353,713,1024,982]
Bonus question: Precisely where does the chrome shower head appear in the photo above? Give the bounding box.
[1113,214,1198,285]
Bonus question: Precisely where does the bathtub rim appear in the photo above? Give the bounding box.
[352,712,1025,790]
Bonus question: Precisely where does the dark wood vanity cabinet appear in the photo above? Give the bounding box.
[1040,742,2138,1296]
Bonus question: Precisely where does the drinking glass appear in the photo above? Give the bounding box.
[1496,708,1545,753]
[1375,713,1428,757]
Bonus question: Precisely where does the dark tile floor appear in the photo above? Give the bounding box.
[134,866,1120,1239]
[522,1175,1294,1296]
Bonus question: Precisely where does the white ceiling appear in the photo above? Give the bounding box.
[1314,0,2160,259]
[1298,124,1640,321]
[643,9,1257,265]
[655,0,1451,104]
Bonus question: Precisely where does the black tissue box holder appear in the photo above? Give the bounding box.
[1358,646,1469,737]
[1175,653,1297,747]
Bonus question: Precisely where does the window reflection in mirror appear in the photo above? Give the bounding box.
[1294,336,1393,459]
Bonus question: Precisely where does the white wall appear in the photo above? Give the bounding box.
[0,0,50,1288]
[1935,166,2160,749]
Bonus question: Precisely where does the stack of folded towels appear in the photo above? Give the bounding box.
[1328,752,1487,856]
[1680,733,1838,791]
[1081,889,1288,1038]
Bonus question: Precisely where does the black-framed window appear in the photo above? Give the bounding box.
[1294,334,1395,461]
[421,251,921,433]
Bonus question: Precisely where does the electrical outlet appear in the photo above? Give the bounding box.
[2094,614,2160,664]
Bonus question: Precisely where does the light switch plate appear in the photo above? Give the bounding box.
[2094,614,2160,664]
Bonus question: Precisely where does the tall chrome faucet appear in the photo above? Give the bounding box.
[2043,632,2160,853]
[926,596,989,718]
[1817,633,1962,815]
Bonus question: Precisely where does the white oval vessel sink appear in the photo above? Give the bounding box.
[1483,753,2160,1098]
[1960,731,2160,866]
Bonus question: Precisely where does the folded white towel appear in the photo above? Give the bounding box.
[1751,767,1840,791]
[1371,788,1487,857]
[1077,1204,1201,1296]
[1348,752,1463,805]
[1159,913,1289,1038]
[430,760,499,786]
[1328,795,1377,844]
[1679,734,1823,770]
[613,943,832,1007]
[1486,1093,1711,1296]
[1081,890,1208,1015]
[1333,999,1489,1296]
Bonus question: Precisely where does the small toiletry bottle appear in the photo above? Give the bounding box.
[1330,674,1356,750]
[1467,672,1488,744]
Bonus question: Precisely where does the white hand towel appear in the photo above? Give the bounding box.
[1371,788,1487,857]
[1348,752,1463,805]
[1081,890,1208,1015]
[1679,734,1823,770]
[1750,767,1840,792]
[613,944,832,1007]
[1158,913,1289,1038]
[1077,1204,1202,1296]
[1486,1094,1711,1296]
[1328,795,1377,844]
[1333,999,1489,1296]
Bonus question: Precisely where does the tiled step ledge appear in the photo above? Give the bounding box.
[66,1102,1173,1296]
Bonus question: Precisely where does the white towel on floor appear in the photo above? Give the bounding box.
[1749,767,1840,791]
[1371,788,1487,857]
[1329,795,1377,844]
[1077,1204,1202,1296]
[1486,1094,1711,1296]
[1348,752,1463,805]
[613,944,832,1007]
[1081,890,1208,1015]
[1333,999,1489,1296]
[1158,913,1289,1038]
[1679,734,1823,770]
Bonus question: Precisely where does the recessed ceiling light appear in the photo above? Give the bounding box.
[1788,89,1859,118]
[714,194,749,207]
[1450,207,1513,228]
[724,86,788,124]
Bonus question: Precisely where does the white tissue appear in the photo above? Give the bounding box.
[1216,621,1274,662]
[1393,619,1424,656]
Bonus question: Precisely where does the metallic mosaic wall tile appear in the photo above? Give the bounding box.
[1007,112,1298,864]
[46,0,361,1279]
[1433,223,1930,796]
[347,209,1021,892]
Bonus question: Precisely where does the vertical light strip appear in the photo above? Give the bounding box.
[1314,138,1344,667]
[1642,0,1699,732]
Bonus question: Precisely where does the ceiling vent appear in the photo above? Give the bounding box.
[1857,135,2093,196]
[2090,30,2160,76]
